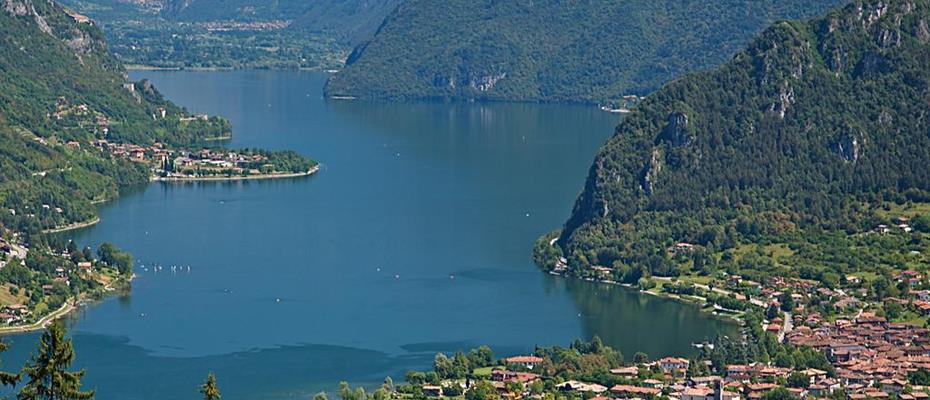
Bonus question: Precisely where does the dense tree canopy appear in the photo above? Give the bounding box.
[548,0,930,279]
[326,0,845,103]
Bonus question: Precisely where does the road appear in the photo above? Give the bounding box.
[778,311,793,342]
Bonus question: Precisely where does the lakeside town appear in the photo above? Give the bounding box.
[46,95,317,182]
[88,139,318,181]
[487,208,930,400]
[386,307,930,400]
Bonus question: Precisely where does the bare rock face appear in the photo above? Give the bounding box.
[2,0,31,16]
[470,72,506,92]
[4,0,111,64]
[770,82,796,119]
[877,28,902,48]
[658,112,694,147]
[918,19,930,42]
[432,71,507,94]
[857,0,890,27]
[827,46,847,74]
[3,0,52,35]
[642,148,663,195]
[833,131,863,162]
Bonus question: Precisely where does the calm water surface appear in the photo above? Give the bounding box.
[2,71,736,399]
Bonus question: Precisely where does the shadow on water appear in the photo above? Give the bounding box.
[556,277,740,358]
[0,331,435,400]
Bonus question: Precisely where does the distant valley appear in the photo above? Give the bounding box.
[56,0,401,69]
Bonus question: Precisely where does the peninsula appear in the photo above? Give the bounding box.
[0,0,317,330]
[97,141,319,182]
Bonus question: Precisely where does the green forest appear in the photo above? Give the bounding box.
[325,0,846,103]
[540,0,930,291]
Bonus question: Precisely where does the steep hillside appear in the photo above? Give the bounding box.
[0,0,230,144]
[543,0,930,278]
[0,0,229,237]
[324,0,848,103]
[288,0,401,44]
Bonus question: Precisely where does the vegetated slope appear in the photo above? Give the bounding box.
[0,0,228,237]
[287,0,401,43]
[324,0,848,103]
[544,0,930,276]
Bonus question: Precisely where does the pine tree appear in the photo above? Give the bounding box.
[17,322,94,400]
[199,373,221,400]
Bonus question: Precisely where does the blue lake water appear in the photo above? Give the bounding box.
[2,70,736,399]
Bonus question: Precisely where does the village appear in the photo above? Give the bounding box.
[402,308,930,400]
[87,139,305,180]
[509,214,930,400]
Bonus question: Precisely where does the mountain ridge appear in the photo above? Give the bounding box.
[324,0,849,103]
[543,0,930,275]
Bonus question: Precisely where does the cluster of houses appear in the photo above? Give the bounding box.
[0,304,29,326]
[50,99,111,137]
[786,313,930,394]
[92,140,167,163]
[440,346,930,400]
[420,285,930,400]
[874,217,916,234]
[198,20,291,32]
[0,238,27,269]
[0,237,100,327]
[90,140,272,178]
[169,148,271,177]
[437,354,791,400]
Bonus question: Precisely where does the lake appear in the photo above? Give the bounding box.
[2,71,736,399]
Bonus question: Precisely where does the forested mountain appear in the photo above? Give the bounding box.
[0,0,227,237]
[544,0,930,277]
[324,0,849,103]
[57,0,400,69]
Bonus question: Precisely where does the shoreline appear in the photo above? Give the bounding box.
[0,301,74,335]
[150,165,319,182]
[542,240,745,325]
[42,217,101,234]
[125,65,232,71]
[0,275,132,336]
[548,270,745,325]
